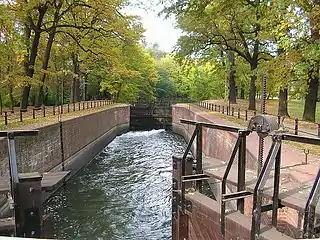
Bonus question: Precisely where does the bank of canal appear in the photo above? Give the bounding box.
[46,130,186,240]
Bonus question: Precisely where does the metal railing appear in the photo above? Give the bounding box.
[175,117,320,240]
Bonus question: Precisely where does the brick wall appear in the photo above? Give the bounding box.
[0,105,130,177]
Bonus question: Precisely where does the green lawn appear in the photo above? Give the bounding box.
[208,99,320,123]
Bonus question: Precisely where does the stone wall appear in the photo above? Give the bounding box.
[0,105,130,177]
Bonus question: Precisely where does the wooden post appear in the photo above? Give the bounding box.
[295,118,299,135]
[172,155,193,240]
[15,173,43,237]
[4,111,7,125]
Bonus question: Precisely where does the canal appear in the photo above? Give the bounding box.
[46,130,186,240]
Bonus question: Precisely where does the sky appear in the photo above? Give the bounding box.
[124,5,182,53]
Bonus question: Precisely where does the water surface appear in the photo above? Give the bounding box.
[46,130,186,240]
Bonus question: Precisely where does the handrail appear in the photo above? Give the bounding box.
[303,168,320,238]
[180,119,241,133]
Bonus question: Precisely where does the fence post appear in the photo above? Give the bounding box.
[295,118,299,135]
[4,111,7,125]
[226,106,229,115]
[53,106,55,116]
[67,104,70,113]
[245,110,248,121]
[238,108,240,119]
[43,106,45,117]
[33,109,35,119]
[78,102,81,111]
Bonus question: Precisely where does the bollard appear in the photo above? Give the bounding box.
[60,104,63,114]
[43,106,45,117]
[33,109,35,119]
[83,102,85,110]
[78,102,80,111]
[67,104,70,113]
[278,115,281,126]
[226,106,229,115]
[4,111,7,125]
[232,107,234,116]
[20,110,23,122]
[214,104,217,111]
[295,118,299,135]
[238,108,240,119]
[87,102,89,109]
[245,110,248,121]
[222,106,224,114]
[318,123,320,138]
[91,101,93,108]
[53,106,55,116]
[73,103,75,111]
[218,105,221,112]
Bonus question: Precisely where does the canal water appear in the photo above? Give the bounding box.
[46,130,186,240]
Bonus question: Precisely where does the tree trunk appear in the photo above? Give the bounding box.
[35,29,56,107]
[21,4,47,109]
[278,88,289,117]
[303,70,319,122]
[302,1,320,122]
[240,87,245,99]
[228,52,237,104]
[249,61,257,110]
[71,53,81,103]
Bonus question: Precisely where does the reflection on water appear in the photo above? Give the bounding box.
[46,130,186,240]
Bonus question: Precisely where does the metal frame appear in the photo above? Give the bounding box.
[303,169,320,238]
[177,118,320,240]
[221,130,250,238]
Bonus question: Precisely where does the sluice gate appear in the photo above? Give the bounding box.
[130,102,172,130]
[172,115,320,240]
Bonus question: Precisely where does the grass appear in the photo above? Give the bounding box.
[207,99,320,122]
[191,103,320,156]
[0,103,123,131]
